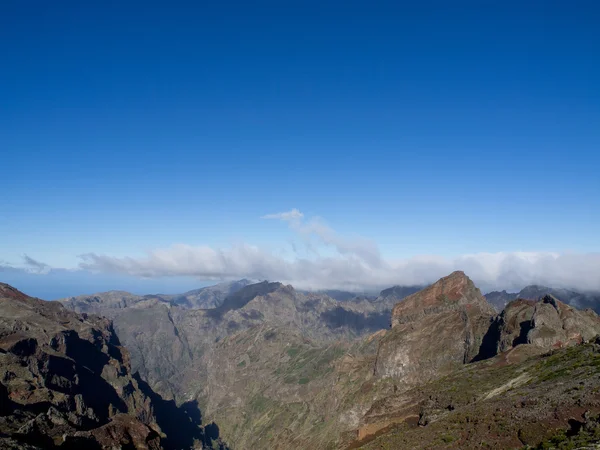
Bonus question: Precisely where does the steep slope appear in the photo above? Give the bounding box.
[191,325,382,450]
[374,271,495,383]
[356,341,600,449]
[0,283,225,450]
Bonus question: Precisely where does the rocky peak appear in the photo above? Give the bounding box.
[391,271,494,327]
[539,293,561,311]
[375,272,495,384]
[528,294,600,348]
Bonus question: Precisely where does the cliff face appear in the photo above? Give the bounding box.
[0,283,224,450]
[374,271,495,384]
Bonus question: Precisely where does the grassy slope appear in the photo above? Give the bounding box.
[195,325,388,450]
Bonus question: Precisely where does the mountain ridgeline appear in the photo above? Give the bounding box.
[2,272,600,449]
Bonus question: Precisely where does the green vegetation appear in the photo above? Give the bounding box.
[441,434,456,443]
[534,344,600,382]
[527,422,600,449]
[279,345,345,384]
[286,347,300,358]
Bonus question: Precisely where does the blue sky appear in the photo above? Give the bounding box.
[1,1,599,298]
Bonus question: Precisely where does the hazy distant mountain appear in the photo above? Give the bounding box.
[59,290,170,317]
[311,289,375,302]
[483,289,517,311]
[59,279,254,315]
[165,279,254,309]
[517,285,600,311]
[485,285,600,313]
[377,284,422,301]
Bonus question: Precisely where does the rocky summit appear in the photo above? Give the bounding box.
[5,272,600,449]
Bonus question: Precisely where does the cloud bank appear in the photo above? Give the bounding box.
[77,209,600,293]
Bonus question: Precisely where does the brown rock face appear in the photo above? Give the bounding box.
[390,271,495,326]
[374,272,495,384]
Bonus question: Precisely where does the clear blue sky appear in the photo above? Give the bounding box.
[1,1,599,298]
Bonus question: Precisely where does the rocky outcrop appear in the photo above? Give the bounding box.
[528,294,600,347]
[524,295,596,347]
[0,283,225,449]
[476,295,600,360]
[494,298,537,353]
[374,271,495,384]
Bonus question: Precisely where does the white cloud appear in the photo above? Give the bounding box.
[262,211,382,267]
[0,255,53,275]
[76,209,600,293]
[261,208,304,221]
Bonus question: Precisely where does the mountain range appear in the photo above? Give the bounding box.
[2,274,600,448]
[484,285,600,313]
